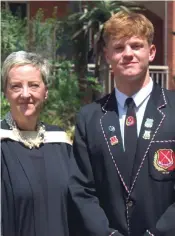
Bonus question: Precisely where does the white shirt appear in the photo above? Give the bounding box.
[115,79,153,150]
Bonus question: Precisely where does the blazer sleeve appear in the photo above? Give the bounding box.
[69,111,124,236]
[143,188,175,236]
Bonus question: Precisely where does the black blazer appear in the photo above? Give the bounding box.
[69,83,175,236]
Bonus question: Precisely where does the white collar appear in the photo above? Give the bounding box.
[0,129,72,145]
[115,78,153,108]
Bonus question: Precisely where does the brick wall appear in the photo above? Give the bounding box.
[167,1,175,89]
[29,1,68,19]
[144,9,164,66]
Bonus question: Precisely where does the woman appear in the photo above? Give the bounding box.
[1,51,74,236]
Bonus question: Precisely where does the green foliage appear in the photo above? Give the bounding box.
[29,7,60,59]
[41,61,82,135]
[87,76,103,93]
[1,9,27,60]
[1,93,10,118]
[1,7,65,61]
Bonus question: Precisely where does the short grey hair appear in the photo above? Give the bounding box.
[2,51,51,91]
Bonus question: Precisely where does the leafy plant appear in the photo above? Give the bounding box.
[1,9,28,61]
[40,60,82,134]
[1,7,64,61]
[87,76,103,93]
[1,93,10,119]
[28,7,60,60]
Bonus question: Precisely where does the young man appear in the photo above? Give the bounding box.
[69,11,175,236]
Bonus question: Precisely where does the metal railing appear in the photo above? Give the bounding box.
[149,65,169,89]
[87,64,169,93]
[52,64,169,93]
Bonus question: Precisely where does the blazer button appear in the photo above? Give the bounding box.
[127,200,133,207]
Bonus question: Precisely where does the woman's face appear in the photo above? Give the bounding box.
[5,64,48,121]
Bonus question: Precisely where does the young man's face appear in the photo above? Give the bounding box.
[104,36,156,84]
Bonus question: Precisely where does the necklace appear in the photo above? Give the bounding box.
[5,112,46,149]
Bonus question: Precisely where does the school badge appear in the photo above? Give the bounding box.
[108,126,115,132]
[154,149,175,173]
[110,136,118,146]
[126,116,135,126]
[143,130,151,140]
[144,118,154,128]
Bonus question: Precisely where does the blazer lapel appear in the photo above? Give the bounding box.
[131,84,166,187]
[100,90,130,193]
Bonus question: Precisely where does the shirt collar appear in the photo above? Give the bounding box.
[115,78,153,109]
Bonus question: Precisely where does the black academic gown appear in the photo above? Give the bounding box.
[69,83,175,236]
[1,120,75,236]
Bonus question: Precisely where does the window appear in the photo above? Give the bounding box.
[1,1,28,19]
[68,1,81,13]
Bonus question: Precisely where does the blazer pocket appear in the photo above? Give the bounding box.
[148,142,175,181]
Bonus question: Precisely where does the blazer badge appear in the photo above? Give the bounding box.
[110,136,118,146]
[154,149,175,173]
[144,118,154,128]
[126,116,135,126]
[108,126,115,132]
[143,130,151,139]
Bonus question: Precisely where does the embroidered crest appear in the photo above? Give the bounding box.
[144,118,154,128]
[126,116,135,126]
[110,136,118,146]
[154,149,175,173]
[143,130,151,140]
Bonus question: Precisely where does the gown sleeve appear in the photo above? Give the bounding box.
[1,151,16,236]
